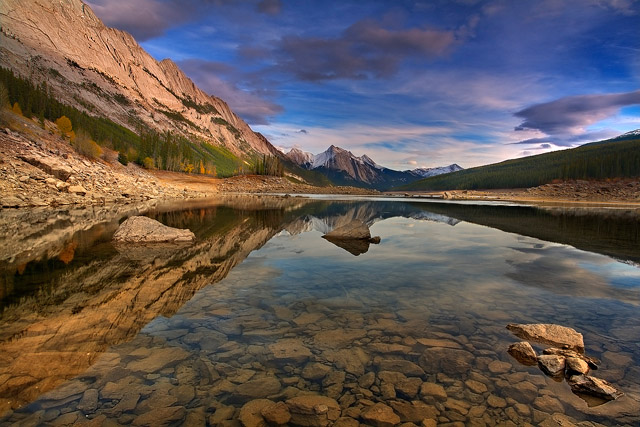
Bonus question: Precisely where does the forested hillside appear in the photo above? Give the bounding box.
[398,137,640,191]
[0,67,286,178]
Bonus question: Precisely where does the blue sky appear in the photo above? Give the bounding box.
[87,0,640,169]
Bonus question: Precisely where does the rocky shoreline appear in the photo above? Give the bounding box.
[0,115,375,211]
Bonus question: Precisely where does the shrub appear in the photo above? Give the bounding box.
[12,102,22,116]
[71,128,102,159]
[142,156,155,169]
[118,151,128,165]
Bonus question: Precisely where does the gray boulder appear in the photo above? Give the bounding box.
[112,216,195,243]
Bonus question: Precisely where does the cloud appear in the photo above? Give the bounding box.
[514,90,640,135]
[86,0,199,41]
[180,59,283,124]
[275,19,456,80]
[257,0,282,15]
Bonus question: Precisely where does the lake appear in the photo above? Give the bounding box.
[0,195,638,426]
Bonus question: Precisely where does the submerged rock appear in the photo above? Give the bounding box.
[361,402,401,427]
[112,216,195,244]
[567,375,623,402]
[507,341,537,365]
[285,395,340,427]
[506,323,584,352]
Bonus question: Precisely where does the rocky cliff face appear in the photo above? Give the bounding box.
[0,0,277,157]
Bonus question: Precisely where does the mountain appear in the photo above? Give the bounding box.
[410,164,464,178]
[398,132,640,191]
[0,0,278,173]
[285,145,461,190]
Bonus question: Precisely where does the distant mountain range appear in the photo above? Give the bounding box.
[285,145,463,190]
[399,130,640,191]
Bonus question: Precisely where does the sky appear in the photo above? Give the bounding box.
[86,0,640,169]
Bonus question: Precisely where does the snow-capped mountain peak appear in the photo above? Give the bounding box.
[410,164,463,178]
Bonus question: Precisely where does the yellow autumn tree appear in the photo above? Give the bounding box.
[55,115,73,137]
[12,102,22,116]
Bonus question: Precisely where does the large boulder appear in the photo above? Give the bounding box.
[506,323,584,352]
[112,216,195,244]
[567,375,623,401]
[323,219,372,240]
[20,154,73,181]
[322,220,381,256]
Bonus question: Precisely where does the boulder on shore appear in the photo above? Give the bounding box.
[112,216,195,244]
[506,323,584,352]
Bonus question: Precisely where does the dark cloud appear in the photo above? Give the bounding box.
[514,90,640,134]
[276,19,456,81]
[257,0,282,15]
[179,59,283,124]
[86,0,200,41]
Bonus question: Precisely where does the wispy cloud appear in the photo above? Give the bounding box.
[514,90,640,135]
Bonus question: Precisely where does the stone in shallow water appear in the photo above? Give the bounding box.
[542,347,599,370]
[506,323,584,352]
[301,363,333,381]
[419,348,473,375]
[126,347,190,373]
[261,401,291,425]
[286,395,341,427]
[132,405,185,426]
[537,354,566,377]
[464,379,487,394]
[507,341,538,366]
[487,394,507,408]
[419,382,447,402]
[565,357,590,376]
[77,388,98,413]
[567,375,623,402]
[487,360,511,374]
[377,359,425,377]
[238,399,272,427]
[361,402,401,427]
[389,400,438,423]
[504,381,538,404]
[234,377,282,401]
[268,339,312,364]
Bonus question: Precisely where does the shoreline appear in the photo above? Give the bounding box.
[1,114,638,211]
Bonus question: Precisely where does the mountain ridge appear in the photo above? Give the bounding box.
[0,0,277,158]
[285,145,463,190]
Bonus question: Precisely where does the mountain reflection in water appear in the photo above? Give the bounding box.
[0,196,638,424]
